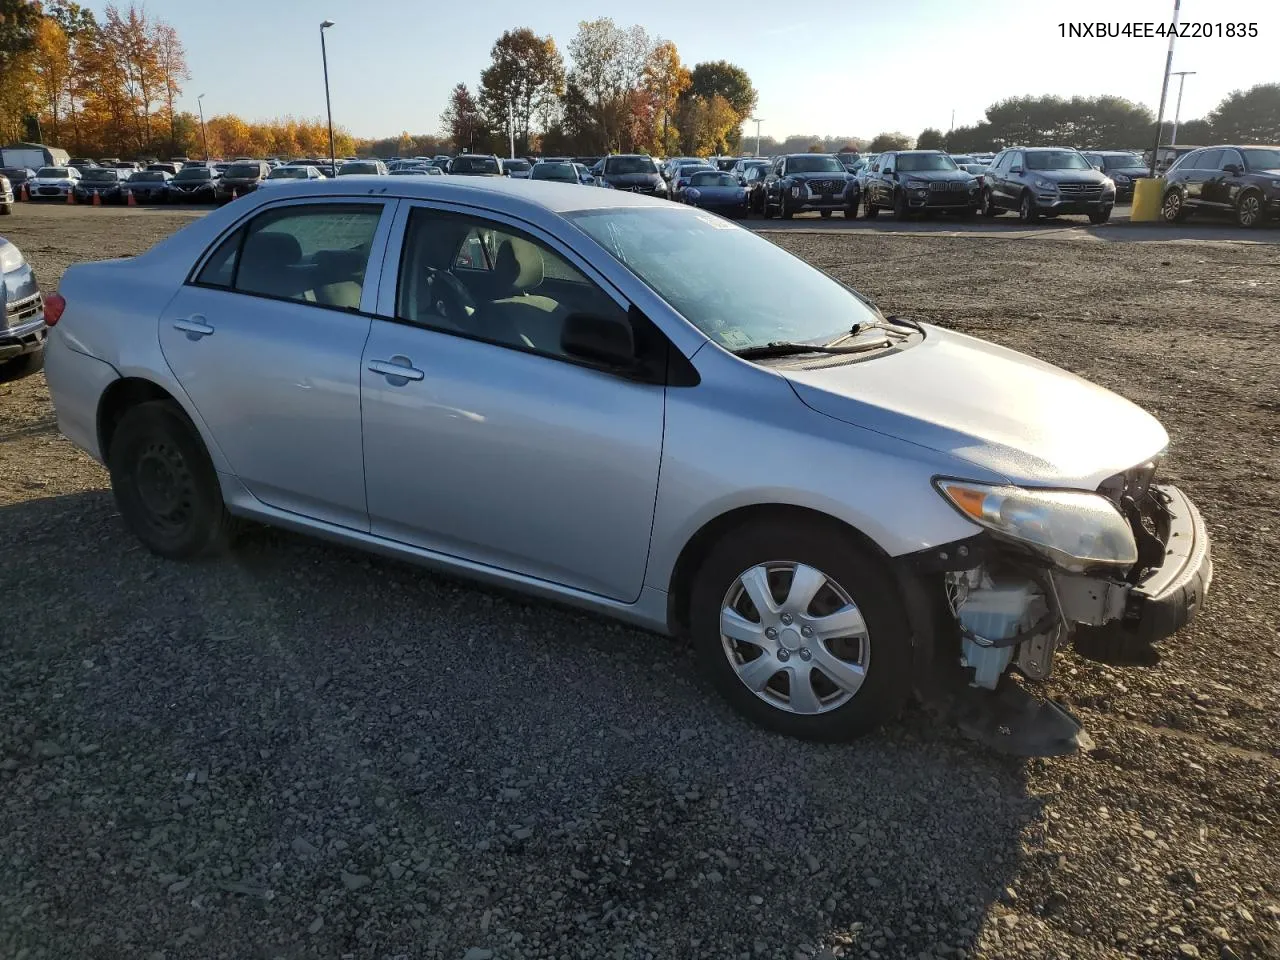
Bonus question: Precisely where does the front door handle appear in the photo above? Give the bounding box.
[173,317,215,338]
[368,357,425,382]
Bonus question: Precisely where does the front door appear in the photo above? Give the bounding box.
[359,204,666,602]
[1181,149,1220,207]
[1201,149,1241,207]
[159,199,390,529]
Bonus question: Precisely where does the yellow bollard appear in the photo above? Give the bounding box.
[1131,177,1165,222]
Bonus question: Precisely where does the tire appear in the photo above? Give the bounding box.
[1018,191,1039,223]
[843,203,858,220]
[780,194,793,219]
[863,193,879,219]
[1161,189,1188,223]
[0,203,11,215]
[0,349,44,383]
[689,518,913,741]
[107,400,237,560]
[1235,191,1264,229]
[980,189,1000,217]
[893,190,909,220]
[1088,206,1112,225]
[820,210,832,219]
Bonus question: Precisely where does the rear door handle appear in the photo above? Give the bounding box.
[368,357,425,382]
[173,317,214,338]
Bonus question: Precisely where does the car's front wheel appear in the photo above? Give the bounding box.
[1161,189,1189,223]
[780,193,793,219]
[1088,206,1112,225]
[107,400,237,559]
[980,188,1000,217]
[1235,191,1264,228]
[689,518,912,741]
[863,193,879,218]
[893,190,909,220]
[1018,191,1039,223]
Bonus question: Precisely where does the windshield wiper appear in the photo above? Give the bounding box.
[732,338,890,360]
[827,315,921,345]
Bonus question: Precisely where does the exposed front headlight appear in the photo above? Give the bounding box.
[0,241,26,273]
[1113,174,1131,184]
[935,480,1138,571]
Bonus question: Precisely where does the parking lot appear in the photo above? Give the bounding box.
[2,203,1278,960]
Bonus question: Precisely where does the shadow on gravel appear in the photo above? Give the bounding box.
[1,491,1041,960]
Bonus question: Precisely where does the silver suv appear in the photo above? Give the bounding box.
[980,147,1116,223]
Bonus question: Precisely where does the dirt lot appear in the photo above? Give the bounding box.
[1,204,1278,960]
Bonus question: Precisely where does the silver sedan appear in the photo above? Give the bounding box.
[43,177,1211,743]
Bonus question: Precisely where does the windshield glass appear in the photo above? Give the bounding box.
[82,169,118,181]
[38,167,69,177]
[532,163,577,181]
[175,167,212,180]
[677,164,711,177]
[452,156,500,173]
[898,153,958,172]
[225,163,261,178]
[1025,150,1090,171]
[269,167,308,179]
[1242,148,1280,170]
[690,172,738,188]
[569,207,877,350]
[605,156,655,175]
[949,155,975,164]
[504,159,531,172]
[787,156,844,173]
[338,162,378,175]
[131,172,164,181]
[1103,153,1144,168]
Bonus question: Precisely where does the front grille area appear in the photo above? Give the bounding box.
[1059,182,1104,199]
[806,180,842,194]
[924,192,972,207]
[37,187,63,196]
[1,293,42,332]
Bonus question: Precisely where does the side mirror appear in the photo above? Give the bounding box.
[1091,163,1103,171]
[1010,166,1023,174]
[561,312,636,368]
[1223,163,1243,176]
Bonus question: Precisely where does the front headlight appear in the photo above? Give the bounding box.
[935,480,1137,571]
[0,241,26,273]
[1033,177,1056,191]
[905,179,927,188]
[686,188,701,200]
[1113,174,1131,184]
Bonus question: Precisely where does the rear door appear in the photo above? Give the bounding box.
[1182,150,1220,207]
[1202,149,1242,208]
[159,198,394,529]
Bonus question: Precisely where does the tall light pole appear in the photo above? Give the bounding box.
[1169,70,1196,149]
[197,93,209,161]
[750,117,764,157]
[319,20,336,164]
[1147,0,1181,177]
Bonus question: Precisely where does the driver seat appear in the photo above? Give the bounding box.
[482,237,564,351]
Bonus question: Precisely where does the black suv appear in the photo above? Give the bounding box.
[862,151,980,219]
[597,154,667,196]
[980,147,1115,223]
[759,154,858,219]
[1160,144,1280,229]
[73,166,128,203]
[214,160,269,203]
[449,155,504,176]
[1080,151,1148,202]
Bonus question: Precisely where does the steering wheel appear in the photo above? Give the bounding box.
[425,269,476,325]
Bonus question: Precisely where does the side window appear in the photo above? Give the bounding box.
[880,154,894,174]
[195,229,243,288]
[1169,151,1197,173]
[395,207,630,362]
[1196,149,1223,171]
[228,203,382,308]
[1219,149,1243,171]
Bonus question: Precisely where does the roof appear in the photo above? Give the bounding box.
[249,174,668,215]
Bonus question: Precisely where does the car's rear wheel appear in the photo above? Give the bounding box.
[1018,191,1039,223]
[1161,189,1188,223]
[0,203,11,215]
[0,350,43,383]
[107,400,237,559]
[689,519,912,741]
[1235,191,1264,228]
[820,210,832,219]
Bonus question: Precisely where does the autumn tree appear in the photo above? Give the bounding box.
[154,22,187,154]
[441,82,485,153]
[643,39,689,154]
[683,60,756,149]
[30,18,69,141]
[479,28,564,156]
[102,4,160,150]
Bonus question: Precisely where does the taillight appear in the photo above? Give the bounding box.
[44,292,66,326]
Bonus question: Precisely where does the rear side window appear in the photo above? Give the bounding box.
[192,204,382,309]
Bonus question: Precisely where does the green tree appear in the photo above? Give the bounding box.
[1208,83,1280,143]
[868,131,912,152]
[685,60,755,149]
[478,28,565,156]
[916,127,945,150]
[441,82,485,152]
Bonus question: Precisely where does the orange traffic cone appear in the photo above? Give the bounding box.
[92,189,101,206]
[66,188,75,204]
[19,182,29,202]
[126,189,136,207]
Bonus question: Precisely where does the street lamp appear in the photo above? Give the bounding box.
[750,117,764,158]
[320,20,336,165]
[197,93,209,162]
[1170,71,1196,149]
[1147,0,1182,178]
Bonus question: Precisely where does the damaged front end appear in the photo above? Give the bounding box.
[898,461,1212,754]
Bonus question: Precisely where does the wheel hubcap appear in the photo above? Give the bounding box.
[1241,197,1258,224]
[134,441,194,533]
[719,561,870,716]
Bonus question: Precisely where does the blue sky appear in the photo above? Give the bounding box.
[134,0,1276,140]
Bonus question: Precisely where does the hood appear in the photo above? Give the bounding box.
[604,172,662,185]
[789,171,852,181]
[1034,168,1110,184]
[1254,167,1280,177]
[897,170,972,183]
[782,324,1168,489]
[1107,165,1149,177]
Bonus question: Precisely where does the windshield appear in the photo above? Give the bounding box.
[786,156,844,173]
[568,207,878,351]
[504,159,531,172]
[131,172,164,181]
[1242,148,1280,170]
[37,167,69,177]
[677,164,711,177]
[1102,153,1144,169]
[269,167,308,179]
[82,169,118,181]
[338,162,379,175]
[690,172,738,188]
[452,156,500,173]
[175,167,212,180]
[225,163,261,178]
[898,153,958,172]
[605,156,654,175]
[532,163,577,181]
[949,155,975,164]
[1025,150,1090,171]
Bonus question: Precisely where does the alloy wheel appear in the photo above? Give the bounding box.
[719,561,870,716]
[1237,194,1261,227]
[1162,192,1182,222]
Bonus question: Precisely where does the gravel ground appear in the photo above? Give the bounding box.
[1,205,1278,960]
